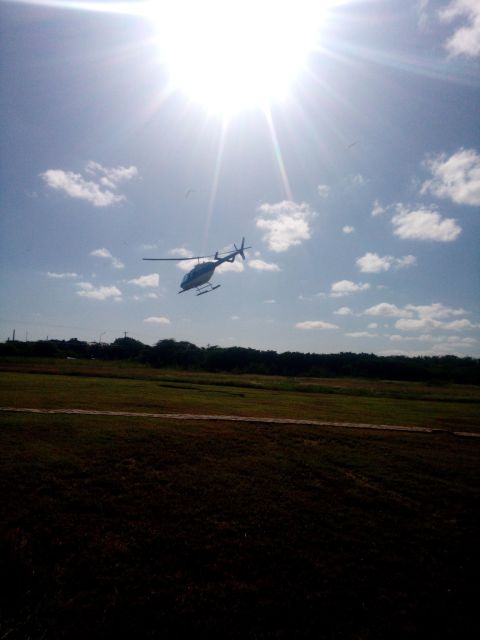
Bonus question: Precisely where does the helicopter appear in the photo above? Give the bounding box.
[143,238,251,295]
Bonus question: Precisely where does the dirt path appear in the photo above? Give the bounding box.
[1,407,479,438]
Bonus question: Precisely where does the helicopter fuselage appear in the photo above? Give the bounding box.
[180,261,216,291]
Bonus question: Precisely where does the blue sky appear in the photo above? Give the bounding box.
[1,0,479,356]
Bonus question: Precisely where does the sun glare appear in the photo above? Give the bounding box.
[151,0,328,115]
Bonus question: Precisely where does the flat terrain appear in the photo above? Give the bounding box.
[0,359,479,638]
[1,358,479,432]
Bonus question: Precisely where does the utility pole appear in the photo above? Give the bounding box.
[12,329,15,342]
[123,331,128,339]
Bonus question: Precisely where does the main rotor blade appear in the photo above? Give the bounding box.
[143,255,212,261]
[143,244,251,261]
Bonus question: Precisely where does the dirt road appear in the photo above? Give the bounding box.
[1,406,479,438]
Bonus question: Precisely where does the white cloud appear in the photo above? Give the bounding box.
[231,315,240,320]
[421,148,480,206]
[406,302,466,319]
[264,299,276,304]
[389,333,477,346]
[296,320,339,330]
[443,318,479,330]
[216,260,244,273]
[356,253,392,273]
[439,0,480,57]
[391,204,461,242]
[371,200,385,217]
[364,303,410,317]
[342,225,355,234]
[41,162,138,208]
[395,255,417,269]
[177,259,198,272]
[91,248,112,259]
[144,316,170,324]
[395,317,443,331]
[317,184,330,198]
[256,200,316,252]
[346,331,377,338]
[334,306,354,316]
[128,274,159,288]
[393,303,477,332]
[248,258,281,272]
[356,252,417,273]
[330,280,370,297]
[365,302,471,329]
[395,317,478,334]
[90,247,124,269]
[169,247,194,258]
[47,272,78,279]
[367,322,378,329]
[76,282,122,301]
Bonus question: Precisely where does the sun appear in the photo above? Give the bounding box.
[150,0,329,116]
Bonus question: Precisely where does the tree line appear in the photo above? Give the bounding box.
[1,336,479,384]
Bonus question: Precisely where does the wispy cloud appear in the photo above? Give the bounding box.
[317,184,330,198]
[295,320,339,330]
[391,204,461,241]
[248,259,281,272]
[76,282,122,301]
[421,148,480,206]
[144,316,170,324]
[41,161,138,207]
[90,248,124,269]
[47,271,78,279]
[330,280,370,297]
[350,174,366,187]
[356,252,417,273]
[256,200,316,252]
[342,225,355,234]
[127,274,159,288]
[85,161,138,189]
[417,0,430,30]
[371,200,385,217]
[439,0,480,57]
[390,333,476,346]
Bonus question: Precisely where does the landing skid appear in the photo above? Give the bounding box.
[196,283,221,296]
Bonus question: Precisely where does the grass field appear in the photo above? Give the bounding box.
[1,358,479,432]
[1,359,479,638]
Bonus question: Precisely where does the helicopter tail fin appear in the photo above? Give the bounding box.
[235,237,246,260]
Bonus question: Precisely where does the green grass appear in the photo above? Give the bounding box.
[1,359,479,638]
[1,358,479,432]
